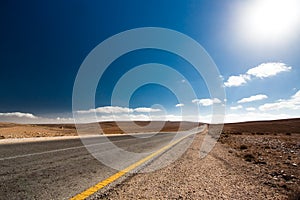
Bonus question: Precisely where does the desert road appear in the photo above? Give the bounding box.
[0,129,201,200]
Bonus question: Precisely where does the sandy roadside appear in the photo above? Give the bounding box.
[97,132,288,200]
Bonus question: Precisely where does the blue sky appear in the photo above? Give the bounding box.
[0,0,300,123]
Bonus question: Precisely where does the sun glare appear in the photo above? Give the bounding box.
[235,0,300,46]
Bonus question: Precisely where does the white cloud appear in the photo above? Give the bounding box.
[230,105,243,110]
[213,98,222,104]
[191,99,198,104]
[237,94,268,103]
[55,117,74,122]
[77,106,133,114]
[134,107,161,112]
[224,62,292,87]
[77,106,161,114]
[246,107,256,111]
[0,112,76,124]
[192,98,222,106]
[246,62,292,78]
[175,103,184,107]
[259,90,300,111]
[0,112,37,119]
[224,74,250,87]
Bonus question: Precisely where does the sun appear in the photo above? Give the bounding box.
[234,0,300,46]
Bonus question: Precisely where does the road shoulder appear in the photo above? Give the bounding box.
[96,132,287,199]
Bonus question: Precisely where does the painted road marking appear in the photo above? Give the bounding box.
[0,137,139,161]
[70,133,195,200]
[0,144,96,161]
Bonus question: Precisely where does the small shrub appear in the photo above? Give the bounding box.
[289,190,300,200]
[240,144,248,150]
[244,154,255,162]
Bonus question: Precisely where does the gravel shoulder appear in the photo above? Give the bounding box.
[98,131,298,200]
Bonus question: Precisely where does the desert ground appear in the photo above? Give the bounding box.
[97,119,300,199]
[220,119,300,199]
[0,121,201,138]
[0,118,299,199]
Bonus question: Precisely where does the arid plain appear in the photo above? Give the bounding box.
[0,119,299,199]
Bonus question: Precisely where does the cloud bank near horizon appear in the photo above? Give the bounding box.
[76,106,162,114]
[0,112,37,119]
[1,95,299,124]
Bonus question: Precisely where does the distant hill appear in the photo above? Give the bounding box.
[0,121,203,138]
[223,118,300,134]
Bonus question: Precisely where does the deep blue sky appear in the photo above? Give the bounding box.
[1,0,300,123]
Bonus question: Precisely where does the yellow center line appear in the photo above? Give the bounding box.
[70,133,193,200]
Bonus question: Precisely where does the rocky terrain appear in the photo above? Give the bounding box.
[220,119,300,199]
[96,118,300,199]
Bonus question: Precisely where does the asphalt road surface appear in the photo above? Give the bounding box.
[0,132,194,199]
